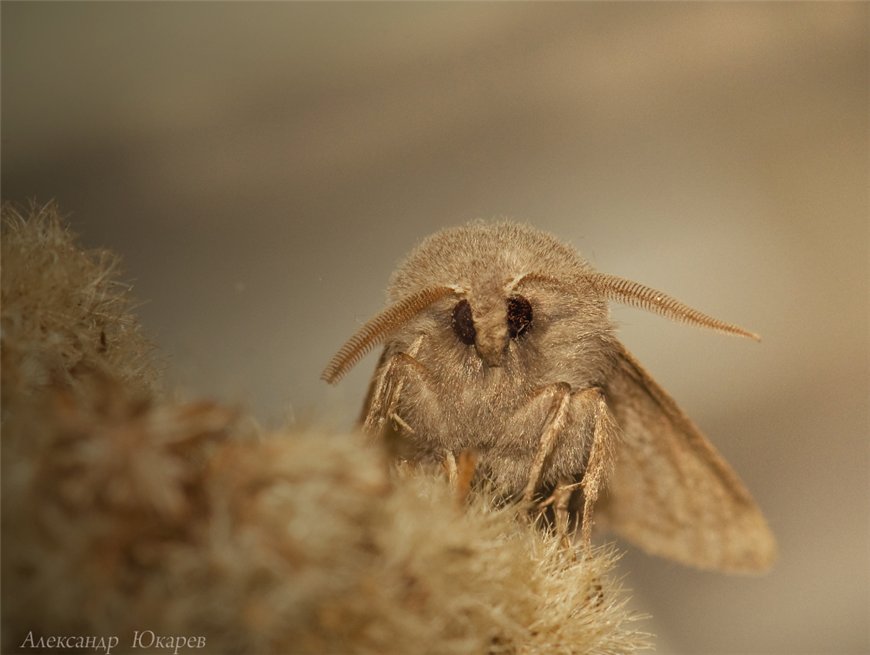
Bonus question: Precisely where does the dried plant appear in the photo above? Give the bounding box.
[1,201,159,405]
[1,203,649,654]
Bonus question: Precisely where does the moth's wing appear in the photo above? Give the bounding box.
[597,344,776,573]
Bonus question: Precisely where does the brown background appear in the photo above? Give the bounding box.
[3,3,867,654]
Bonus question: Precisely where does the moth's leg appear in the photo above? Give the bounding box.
[385,336,425,432]
[455,449,477,505]
[362,336,427,437]
[442,449,458,484]
[576,388,620,546]
[517,385,619,545]
[536,478,582,548]
[552,477,575,549]
[521,382,573,506]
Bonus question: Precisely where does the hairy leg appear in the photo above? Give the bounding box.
[520,382,573,505]
[362,336,427,437]
[577,388,620,545]
[517,384,621,545]
[362,338,474,499]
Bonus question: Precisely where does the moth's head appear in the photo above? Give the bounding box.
[389,223,601,370]
[321,221,759,384]
[449,277,536,369]
[442,268,622,379]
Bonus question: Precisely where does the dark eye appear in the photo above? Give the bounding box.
[507,295,533,339]
[452,299,476,345]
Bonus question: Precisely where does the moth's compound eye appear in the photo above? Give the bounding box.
[507,295,533,339]
[452,299,476,345]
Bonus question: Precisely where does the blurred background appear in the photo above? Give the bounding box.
[3,3,867,654]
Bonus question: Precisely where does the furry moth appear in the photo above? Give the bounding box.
[322,221,776,573]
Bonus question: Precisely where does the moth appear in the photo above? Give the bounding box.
[322,221,776,573]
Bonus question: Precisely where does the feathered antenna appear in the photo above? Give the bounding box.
[322,286,456,384]
[586,273,761,341]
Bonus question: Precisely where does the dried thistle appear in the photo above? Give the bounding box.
[1,200,159,407]
[2,204,649,654]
